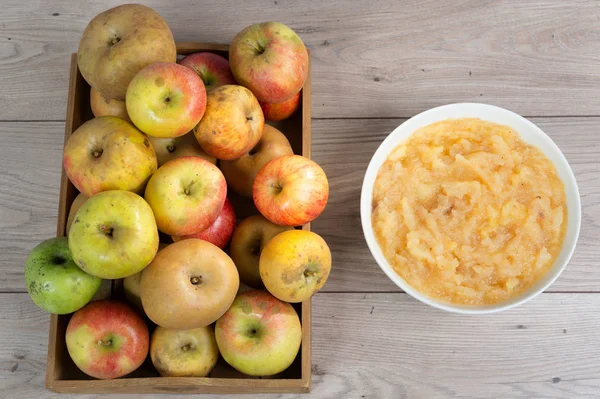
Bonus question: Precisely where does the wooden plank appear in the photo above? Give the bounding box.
[0,118,598,293]
[1,0,600,120]
[3,292,600,398]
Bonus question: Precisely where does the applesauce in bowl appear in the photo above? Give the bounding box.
[361,104,581,313]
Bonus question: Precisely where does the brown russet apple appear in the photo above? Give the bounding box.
[126,62,207,138]
[123,243,169,313]
[193,85,264,160]
[172,198,236,249]
[140,239,239,330]
[150,325,219,377]
[148,133,216,167]
[90,87,130,122]
[260,230,332,303]
[78,4,176,100]
[220,125,293,198]
[66,300,149,380]
[215,290,302,376]
[144,156,226,236]
[230,215,293,288]
[66,192,88,235]
[179,52,237,92]
[253,155,329,226]
[230,22,309,103]
[63,116,157,197]
[260,91,301,122]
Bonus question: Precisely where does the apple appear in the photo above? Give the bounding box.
[66,192,88,235]
[215,290,301,376]
[63,116,157,197]
[148,133,216,167]
[123,243,169,313]
[230,22,309,103]
[144,156,226,236]
[230,215,292,288]
[141,239,239,330]
[150,325,219,377]
[260,230,331,303]
[253,155,329,226]
[78,4,176,101]
[172,198,236,249]
[66,300,149,379]
[126,62,207,138]
[260,91,301,122]
[25,237,101,314]
[179,52,237,92]
[90,87,130,122]
[220,124,293,198]
[69,190,159,279]
[193,85,264,160]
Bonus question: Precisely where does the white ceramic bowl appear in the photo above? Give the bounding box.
[361,103,581,314]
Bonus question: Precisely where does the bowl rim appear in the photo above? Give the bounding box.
[360,103,582,314]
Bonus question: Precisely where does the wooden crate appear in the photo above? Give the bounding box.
[45,43,312,394]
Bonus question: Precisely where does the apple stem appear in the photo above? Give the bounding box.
[97,339,112,347]
[181,344,191,351]
[190,276,201,285]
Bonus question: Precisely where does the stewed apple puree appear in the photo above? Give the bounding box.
[372,118,567,305]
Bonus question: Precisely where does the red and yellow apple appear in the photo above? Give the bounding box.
[150,325,219,377]
[220,124,293,198]
[215,290,301,376]
[147,133,216,167]
[66,300,149,379]
[230,215,292,288]
[179,52,237,92]
[230,22,309,103]
[193,85,264,160]
[69,190,159,279]
[141,239,239,330]
[253,155,329,226]
[66,192,88,235]
[260,230,331,303]
[126,62,206,138]
[144,156,226,236]
[90,87,130,122]
[63,116,157,197]
[172,198,236,249]
[260,91,301,122]
[78,4,176,100]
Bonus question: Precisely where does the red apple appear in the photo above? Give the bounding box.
[65,300,149,380]
[230,22,309,103]
[253,155,329,226]
[126,62,206,138]
[260,91,301,122]
[179,52,237,92]
[172,198,236,249]
[144,156,227,236]
[215,290,302,376]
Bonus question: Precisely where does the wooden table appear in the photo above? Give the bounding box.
[1,1,599,398]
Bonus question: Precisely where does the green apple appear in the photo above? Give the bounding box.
[25,237,102,314]
[69,190,159,279]
[215,290,302,376]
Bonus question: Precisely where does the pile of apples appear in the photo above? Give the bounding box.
[24,4,332,380]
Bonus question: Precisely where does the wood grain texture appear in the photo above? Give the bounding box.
[1,0,600,120]
[1,118,598,293]
[3,292,600,398]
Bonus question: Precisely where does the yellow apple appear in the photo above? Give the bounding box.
[260,230,331,303]
[194,85,264,160]
[66,192,88,235]
[90,87,130,122]
[148,132,215,167]
[150,325,219,377]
